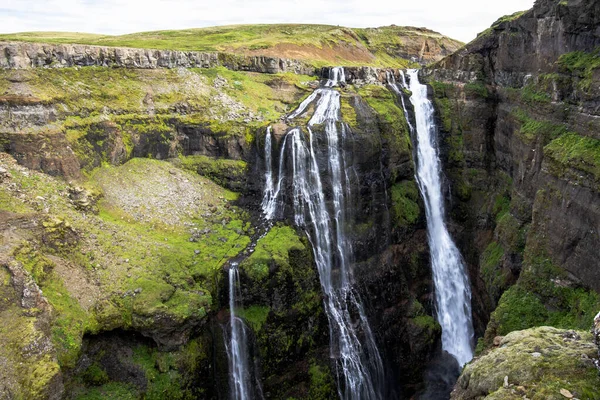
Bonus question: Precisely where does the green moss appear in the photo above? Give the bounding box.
[81,364,110,386]
[412,315,439,331]
[480,241,508,302]
[73,382,139,400]
[488,286,549,337]
[237,305,270,332]
[132,345,190,400]
[558,48,600,92]
[512,109,568,144]
[13,245,92,368]
[459,327,600,400]
[340,96,359,129]
[308,362,335,400]
[544,132,600,182]
[390,180,420,228]
[0,189,34,213]
[520,85,552,105]
[176,155,248,190]
[241,225,305,281]
[356,84,412,161]
[496,213,526,253]
[464,81,489,98]
[487,252,600,342]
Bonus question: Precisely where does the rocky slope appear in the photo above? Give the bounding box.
[0,33,447,398]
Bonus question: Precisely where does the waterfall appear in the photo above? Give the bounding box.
[262,67,385,400]
[225,263,262,400]
[394,69,474,367]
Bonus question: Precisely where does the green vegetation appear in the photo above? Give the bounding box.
[558,48,600,92]
[74,382,139,400]
[464,81,489,98]
[0,24,462,67]
[458,327,600,400]
[355,84,412,172]
[512,109,568,143]
[390,180,420,228]
[176,155,248,190]
[308,362,336,400]
[241,225,305,281]
[1,156,251,391]
[237,306,270,332]
[545,132,600,182]
[486,251,600,342]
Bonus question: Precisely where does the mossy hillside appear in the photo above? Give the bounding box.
[0,24,461,67]
[0,155,250,380]
[544,132,600,189]
[0,264,62,400]
[454,327,599,400]
[2,67,314,118]
[240,224,306,283]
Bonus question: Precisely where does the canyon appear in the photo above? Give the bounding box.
[0,1,599,399]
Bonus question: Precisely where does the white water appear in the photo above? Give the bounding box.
[397,70,474,367]
[225,263,256,400]
[262,68,384,399]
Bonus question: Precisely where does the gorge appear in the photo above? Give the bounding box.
[1,1,600,399]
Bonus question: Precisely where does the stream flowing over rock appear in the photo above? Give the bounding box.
[1,3,600,398]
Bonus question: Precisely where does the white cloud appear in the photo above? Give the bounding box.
[0,0,535,42]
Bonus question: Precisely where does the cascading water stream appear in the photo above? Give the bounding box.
[262,68,385,400]
[225,263,262,400]
[393,69,474,367]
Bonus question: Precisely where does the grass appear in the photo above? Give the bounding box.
[544,132,600,182]
[0,24,462,67]
[558,48,600,92]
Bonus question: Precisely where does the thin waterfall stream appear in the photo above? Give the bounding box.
[392,69,474,367]
[225,262,263,400]
[261,67,385,400]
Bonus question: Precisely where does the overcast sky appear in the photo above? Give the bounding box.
[0,0,535,43]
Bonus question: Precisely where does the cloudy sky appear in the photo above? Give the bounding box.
[0,0,535,43]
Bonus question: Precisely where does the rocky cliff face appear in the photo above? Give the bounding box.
[421,0,600,380]
[0,42,316,75]
[0,41,445,397]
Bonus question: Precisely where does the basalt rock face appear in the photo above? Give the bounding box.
[422,0,600,364]
[0,42,316,75]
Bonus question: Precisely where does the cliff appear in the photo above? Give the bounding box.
[0,33,446,397]
[0,24,463,67]
[420,0,600,387]
[0,41,316,75]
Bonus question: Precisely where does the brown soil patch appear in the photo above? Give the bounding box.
[235,42,376,64]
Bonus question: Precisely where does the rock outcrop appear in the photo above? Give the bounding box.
[451,327,599,399]
[0,41,316,75]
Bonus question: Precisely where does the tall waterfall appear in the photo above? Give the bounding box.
[262,68,385,400]
[395,70,474,367]
[225,263,262,400]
